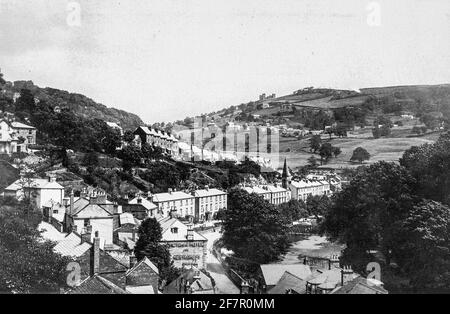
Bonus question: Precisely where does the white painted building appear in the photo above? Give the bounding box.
[289,180,332,202]
[3,176,64,210]
[193,187,227,221]
[242,184,291,205]
[151,189,195,218]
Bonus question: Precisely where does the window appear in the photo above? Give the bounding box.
[84,219,89,227]
[171,227,178,234]
[28,130,32,134]
[53,210,58,214]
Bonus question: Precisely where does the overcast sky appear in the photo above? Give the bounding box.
[1,0,450,123]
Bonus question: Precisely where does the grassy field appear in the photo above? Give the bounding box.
[278,129,439,170]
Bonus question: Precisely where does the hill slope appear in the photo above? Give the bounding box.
[2,80,143,130]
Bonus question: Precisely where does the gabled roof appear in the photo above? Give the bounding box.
[331,276,388,294]
[157,216,207,242]
[128,196,157,210]
[68,275,128,294]
[69,197,115,218]
[260,264,312,286]
[268,271,307,294]
[164,267,214,294]
[7,178,64,190]
[126,257,159,276]
[10,121,36,129]
[53,233,92,257]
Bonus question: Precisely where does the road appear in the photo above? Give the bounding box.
[202,230,240,294]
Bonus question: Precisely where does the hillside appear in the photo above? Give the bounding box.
[1,80,143,130]
[197,84,450,124]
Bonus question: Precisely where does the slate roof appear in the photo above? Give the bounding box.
[331,276,388,294]
[164,267,214,294]
[268,271,308,294]
[5,178,64,191]
[69,197,115,217]
[126,285,155,294]
[126,257,159,276]
[128,196,157,210]
[157,216,207,242]
[193,188,226,197]
[53,233,92,257]
[260,264,312,286]
[68,275,128,294]
[152,191,194,202]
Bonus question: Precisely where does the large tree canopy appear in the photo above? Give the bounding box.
[322,162,417,267]
[400,132,450,206]
[222,189,289,264]
[393,200,450,292]
[0,202,69,293]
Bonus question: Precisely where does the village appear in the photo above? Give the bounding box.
[0,105,389,295]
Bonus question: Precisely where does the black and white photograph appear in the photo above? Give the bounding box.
[1,0,450,301]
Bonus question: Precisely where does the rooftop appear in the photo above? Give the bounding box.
[152,191,194,203]
[260,264,312,286]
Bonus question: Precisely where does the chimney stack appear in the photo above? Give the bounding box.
[129,256,137,268]
[340,266,354,286]
[187,227,194,241]
[90,232,100,277]
[168,188,173,194]
[81,224,92,244]
[48,205,53,223]
[70,189,74,214]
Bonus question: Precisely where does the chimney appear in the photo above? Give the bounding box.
[168,188,173,194]
[187,228,194,241]
[241,281,250,294]
[81,224,92,244]
[48,206,53,223]
[69,190,74,214]
[62,197,69,207]
[205,185,209,191]
[90,232,100,277]
[129,256,137,268]
[340,266,354,286]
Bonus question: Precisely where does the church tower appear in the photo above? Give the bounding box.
[282,158,291,189]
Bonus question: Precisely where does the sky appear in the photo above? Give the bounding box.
[1,0,450,124]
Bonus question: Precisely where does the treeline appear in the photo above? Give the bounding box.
[322,132,450,292]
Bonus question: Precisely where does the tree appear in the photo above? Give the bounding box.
[309,135,322,153]
[134,218,180,284]
[101,127,122,155]
[350,147,370,163]
[393,200,450,292]
[123,130,135,143]
[319,143,333,164]
[222,189,289,264]
[279,199,308,223]
[0,204,70,293]
[372,127,381,139]
[306,194,332,219]
[83,151,99,167]
[332,147,342,158]
[412,126,422,135]
[400,132,450,205]
[15,89,35,113]
[322,162,417,269]
[307,155,319,168]
[119,144,142,171]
